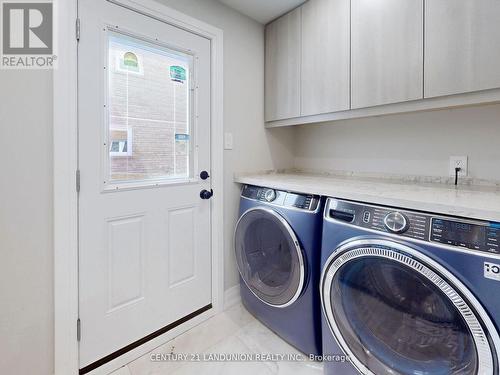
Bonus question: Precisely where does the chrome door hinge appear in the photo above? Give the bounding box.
[76,170,81,193]
[76,18,81,41]
[77,318,81,341]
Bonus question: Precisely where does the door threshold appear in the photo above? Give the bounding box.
[80,304,212,374]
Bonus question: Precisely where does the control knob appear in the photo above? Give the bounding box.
[384,212,409,234]
[263,189,277,202]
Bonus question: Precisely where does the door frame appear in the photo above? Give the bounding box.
[53,0,224,373]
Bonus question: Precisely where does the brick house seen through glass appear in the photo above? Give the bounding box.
[108,33,192,183]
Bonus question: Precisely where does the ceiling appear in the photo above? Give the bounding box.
[217,0,307,24]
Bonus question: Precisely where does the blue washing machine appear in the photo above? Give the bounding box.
[234,184,323,356]
[320,197,500,375]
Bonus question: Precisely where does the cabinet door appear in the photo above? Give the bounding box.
[265,8,301,121]
[351,0,423,109]
[301,0,350,116]
[425,1,500,98]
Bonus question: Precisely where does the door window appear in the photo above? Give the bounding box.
[106,31,193,185]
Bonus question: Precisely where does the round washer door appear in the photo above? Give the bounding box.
[235,207,305,308]
[321,239,499,375]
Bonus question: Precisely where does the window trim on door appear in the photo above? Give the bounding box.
[103,26,198,190]
[53,1,224,374]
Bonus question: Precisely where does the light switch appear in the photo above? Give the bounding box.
[224,132,233,150]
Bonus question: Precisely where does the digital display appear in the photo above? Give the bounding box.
[285,193,308,208]
[439,219,486,247]
[242,185,259,200]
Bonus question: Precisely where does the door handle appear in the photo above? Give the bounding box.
[200,189,214,200]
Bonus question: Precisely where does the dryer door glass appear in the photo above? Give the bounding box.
[322,246,495,375]
[235,208,305,307]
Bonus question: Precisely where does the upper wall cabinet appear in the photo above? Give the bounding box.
[425,0,500,98]
[301,0,350,116]
[351,0,424,109]
[265,0,500,127]
[265,8,301,122]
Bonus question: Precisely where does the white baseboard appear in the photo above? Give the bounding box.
[224,284,241,309]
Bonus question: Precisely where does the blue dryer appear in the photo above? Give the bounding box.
[235,184,323,356]
[320,197,500,375]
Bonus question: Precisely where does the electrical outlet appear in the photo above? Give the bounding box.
[449,156,468,177]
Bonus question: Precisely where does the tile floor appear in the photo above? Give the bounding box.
[109,303,323,375]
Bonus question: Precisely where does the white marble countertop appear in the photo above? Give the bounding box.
[234,171,500,222]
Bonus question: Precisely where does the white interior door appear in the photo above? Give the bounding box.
[78,0,212,369]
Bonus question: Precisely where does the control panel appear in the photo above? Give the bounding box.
[241,185,319,211]
[328,199,430,241]
[327,198,500,256]
[431,219,499,255]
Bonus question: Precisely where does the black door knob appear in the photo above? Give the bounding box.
[200,171,210,180]
[200,189,214,200]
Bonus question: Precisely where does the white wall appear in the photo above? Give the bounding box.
[0,71,54,375]
[0,1,293,374]
[294,104,500,181]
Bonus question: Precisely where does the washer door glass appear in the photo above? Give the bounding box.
[322,246,496,375]
[235,208,305,307]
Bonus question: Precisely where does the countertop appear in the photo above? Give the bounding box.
[234,171,500,222]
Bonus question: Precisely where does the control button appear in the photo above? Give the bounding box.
[363,211,371,223]
[263,189,276,202]
[413,224,427,229]
[411,229,426,235]
[384,212,409,234]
